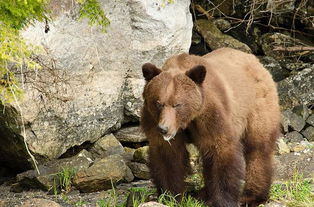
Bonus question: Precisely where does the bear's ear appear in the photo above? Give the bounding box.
[142,63,162,81]
[185,65,206,84]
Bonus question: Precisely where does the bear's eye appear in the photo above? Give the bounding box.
[156,101,164,109]
[173,104,182,108]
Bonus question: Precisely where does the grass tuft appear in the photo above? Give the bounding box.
[269,171,314,207]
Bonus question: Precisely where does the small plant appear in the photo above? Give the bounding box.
[97,179,125,207]
[75,199,87,206]
[96,199,110,207]
[129,187,156,207]
[269,171,314,207]
[50,167,77,195]
[158,191,206,207]
[78,0,110,32]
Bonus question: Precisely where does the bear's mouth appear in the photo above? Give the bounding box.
[163,133,175,142]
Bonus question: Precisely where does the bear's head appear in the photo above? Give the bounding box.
[142,62,206,141]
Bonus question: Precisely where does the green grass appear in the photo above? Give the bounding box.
[158,191,206,207]
[75,199,87,206]
[129,187,155,207]
[96,179,126,207]
[49,169,313,207]
[269,172,314,207]
[96,186,205,207]
[50,167,77,195]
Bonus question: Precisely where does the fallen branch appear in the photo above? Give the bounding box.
[192,4,213,20]
[273,46,314,52]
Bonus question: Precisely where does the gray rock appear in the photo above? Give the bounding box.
[0,105,32,172]
[195,19,251,53]
[274,148,314,180]
[278,67,314,110]
[15,155,92,191]
[186,144,201,173]
[264,201,287,207]
[89,134,125,159]
[306,114,314,126]
[17,198,61,207]
[123,78,145,121]
[281,110,306,132]
[73,154,134,192]
[283,62,312,71]
[123,147,136,162]
[292,105,310,120]
[128,162,150,180]
[139,202,169,207]
[114,126,147,143]
[133,146,149,164]
[288,140,313,152]
[277,138,290,155]
[191,30,202,45]
[284,131,304,143]
[302,126,314,141]
[258,56,290,82]
[213,18,231,31]
[1,0,192,169]
[76,149,93,161]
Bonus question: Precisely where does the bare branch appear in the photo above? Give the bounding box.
[273,46,314,52]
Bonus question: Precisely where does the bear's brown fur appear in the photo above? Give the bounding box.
[140,48,281,207]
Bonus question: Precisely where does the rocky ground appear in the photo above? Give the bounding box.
[0,125,313,207]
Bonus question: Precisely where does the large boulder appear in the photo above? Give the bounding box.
[1,0,192,170]
[73,154,134,192]
[14,154,93,192]
[277,67,314,110]
[114,126,147,143]
[281,110,306,132]
[195,19,251,53]
[89,134,125,159]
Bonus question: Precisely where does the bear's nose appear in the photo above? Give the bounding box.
[158,124,168,135]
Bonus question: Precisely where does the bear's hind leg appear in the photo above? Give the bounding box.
[148,133,191,197]
[241,129,279,207]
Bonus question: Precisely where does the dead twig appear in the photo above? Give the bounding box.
[193,4,213,20]
[273,46,314,52]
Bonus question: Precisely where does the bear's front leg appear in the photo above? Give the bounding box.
[148,133,191,197]
[200,141,245,207]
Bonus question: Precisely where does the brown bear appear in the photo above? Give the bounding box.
[140,48,280,207]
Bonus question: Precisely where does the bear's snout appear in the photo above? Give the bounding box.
[158,124,168,135]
